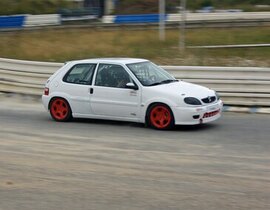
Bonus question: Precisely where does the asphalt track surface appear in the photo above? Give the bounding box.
[0,99,270,210]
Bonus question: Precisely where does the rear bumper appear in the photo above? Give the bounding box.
[172,100,223,125]
[42,95,50,110]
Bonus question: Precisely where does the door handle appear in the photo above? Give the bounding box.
[89,88,94,94]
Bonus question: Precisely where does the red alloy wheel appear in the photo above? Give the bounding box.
[149,105,173,129]
[50,98,71,121]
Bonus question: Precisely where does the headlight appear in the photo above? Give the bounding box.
[215,91,220,100]
[184,97,202,105]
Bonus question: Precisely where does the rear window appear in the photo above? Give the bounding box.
[63,64,96,85]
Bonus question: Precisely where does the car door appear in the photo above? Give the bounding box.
[90,63,141,120]
[60,63,96,115]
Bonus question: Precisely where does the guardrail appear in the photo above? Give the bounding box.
[24,14,61,27]
[0,58,270,107]
[167,12,270,22]
[0,14,61,29]
[188,44,270,49]
[114,14,167,24]
[104,12,270,24]
[1,12,270,29]
[0,15,25,28]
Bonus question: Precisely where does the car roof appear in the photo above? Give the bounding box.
[68,58,148,65]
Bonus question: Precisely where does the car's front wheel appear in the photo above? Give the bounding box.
[49,97,72,122]
[147,104,174,130]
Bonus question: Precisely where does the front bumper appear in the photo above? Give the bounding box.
[172,100,223,125]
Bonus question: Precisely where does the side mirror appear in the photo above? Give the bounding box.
[126,82,138,90]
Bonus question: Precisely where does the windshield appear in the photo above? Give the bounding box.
[127,61,177,86]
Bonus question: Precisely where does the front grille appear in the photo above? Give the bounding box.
[202,96,216,104]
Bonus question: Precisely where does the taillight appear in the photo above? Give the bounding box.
[44,87,49,96]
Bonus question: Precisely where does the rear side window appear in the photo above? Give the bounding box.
[63,64,96,85]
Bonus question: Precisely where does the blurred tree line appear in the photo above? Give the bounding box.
[0,0,269,15]
[115,0,270,14]
[0,0,72,15]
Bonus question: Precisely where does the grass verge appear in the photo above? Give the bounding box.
[0,26,269,66]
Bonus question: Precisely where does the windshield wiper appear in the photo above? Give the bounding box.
[148,79,178,86]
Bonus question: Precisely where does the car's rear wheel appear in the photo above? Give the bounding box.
[147,104,174,130]
[49,98,72,122]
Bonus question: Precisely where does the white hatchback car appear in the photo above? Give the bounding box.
[42,58,223,129]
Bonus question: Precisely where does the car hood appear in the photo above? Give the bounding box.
[149,81,215,99]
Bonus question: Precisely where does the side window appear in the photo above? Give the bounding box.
[95,64,131,88]
[63,64,96,85]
